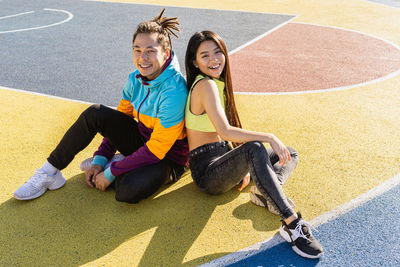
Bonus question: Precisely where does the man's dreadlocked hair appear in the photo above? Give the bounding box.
[132,8,180,51]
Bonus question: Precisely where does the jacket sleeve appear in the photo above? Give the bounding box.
[116,78,135,117]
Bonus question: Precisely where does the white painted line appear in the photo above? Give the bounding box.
[234,68,400,95]
[229,16,298,56]
[0,8,73,34]
[233,21,400,95]
[0,86,97,106]
[310,172,400,227]
[0,11,34,20]
[200,172,400,266]
[295,21,400,52]
[83,0,297,17]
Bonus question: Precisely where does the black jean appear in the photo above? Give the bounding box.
[189,141,299,219]
[47,104,185,203]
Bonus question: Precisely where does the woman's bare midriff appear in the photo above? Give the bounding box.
[186,128,222,151]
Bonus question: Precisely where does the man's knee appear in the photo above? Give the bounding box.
[115,185,147,204]
[86,104,101,112]
[114,177,160,204]
[81,104,102,119]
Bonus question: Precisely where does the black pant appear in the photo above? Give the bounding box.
[189,141,299,219]
[48,104,185,203]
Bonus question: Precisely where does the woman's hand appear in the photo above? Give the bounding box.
[270,135,291,166]
[93,172,111,191]
[85,164,103,187]
[238,173,251,191]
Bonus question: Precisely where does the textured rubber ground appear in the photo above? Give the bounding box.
[1,0,399,266]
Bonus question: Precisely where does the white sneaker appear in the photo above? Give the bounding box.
[249,185,296,215]
[79,153,125,172]
[14,170,66,200]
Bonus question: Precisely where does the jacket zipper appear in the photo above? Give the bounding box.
[137,87,150,123]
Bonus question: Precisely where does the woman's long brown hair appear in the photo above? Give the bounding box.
[185,31,242,146]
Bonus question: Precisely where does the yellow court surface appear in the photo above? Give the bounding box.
[1,0,400,266]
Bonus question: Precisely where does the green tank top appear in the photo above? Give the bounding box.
[185,74,226,132]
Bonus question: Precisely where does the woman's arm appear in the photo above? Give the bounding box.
[194,79,291,164]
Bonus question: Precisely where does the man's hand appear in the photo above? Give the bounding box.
[94,172,111,191]
[85,164,103,187]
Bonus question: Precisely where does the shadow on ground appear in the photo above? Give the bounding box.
[0,173,251,266]
[233,202,282,232]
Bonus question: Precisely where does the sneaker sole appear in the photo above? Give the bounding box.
[250,195,265,206]
[14,178,65,200]
[250,186,269,207]
[292,246,323,259]
[14,188,46,200]
[250,186,295,216]
[279,225,292,243]
[250,189,280,215]
[279,226,323,259]
[14,174,66,200]
[80,157,94,172]
[48,176,66,190]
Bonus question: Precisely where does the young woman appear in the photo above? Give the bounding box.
[14,9,188,204]
[184,31,323,259]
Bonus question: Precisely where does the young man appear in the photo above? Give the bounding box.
[14,9,189,203]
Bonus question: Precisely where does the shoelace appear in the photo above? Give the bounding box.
[27,170,50,188]
[292,219,314,242]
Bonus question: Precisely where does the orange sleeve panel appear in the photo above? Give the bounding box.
[146,119,186,160]
[116,99,135,118]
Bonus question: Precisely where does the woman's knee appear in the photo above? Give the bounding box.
[242,141,266,157]
[243,141,264,149]
[202,186,225,196]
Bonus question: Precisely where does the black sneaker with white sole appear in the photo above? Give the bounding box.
[279,212,324,259]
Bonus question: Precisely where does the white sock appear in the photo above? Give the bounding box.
[40,161,58,175]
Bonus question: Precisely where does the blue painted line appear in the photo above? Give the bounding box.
[224,183,400,266]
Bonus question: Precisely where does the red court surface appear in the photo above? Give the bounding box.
[231,22,400,93]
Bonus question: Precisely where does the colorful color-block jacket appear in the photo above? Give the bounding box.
[92,53,189,182]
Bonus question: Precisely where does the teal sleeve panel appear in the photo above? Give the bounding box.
[92,155,108,168]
